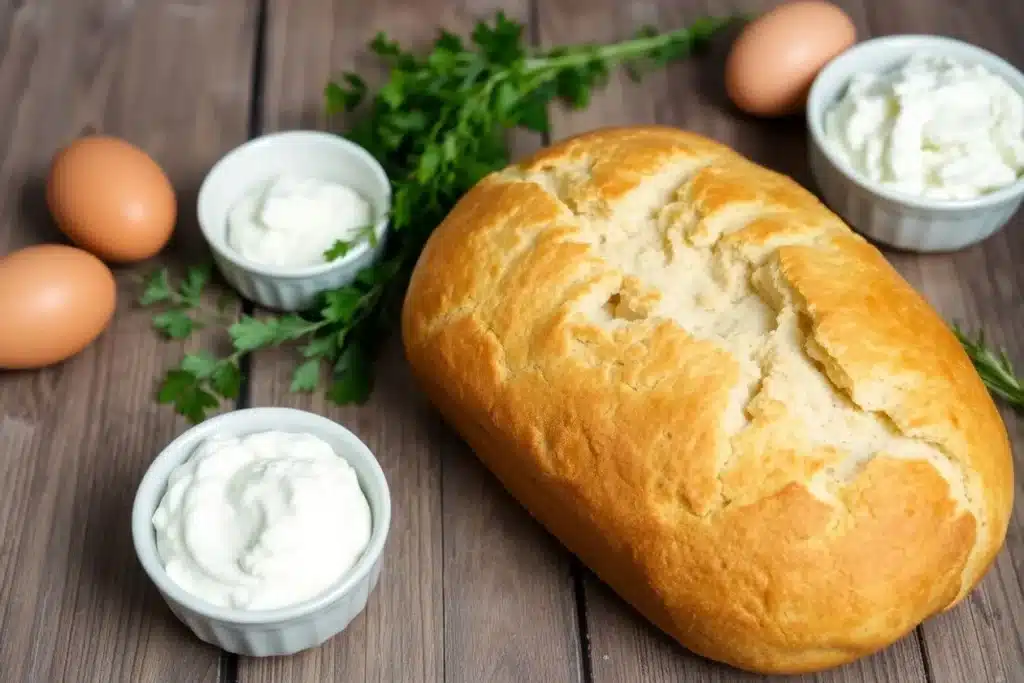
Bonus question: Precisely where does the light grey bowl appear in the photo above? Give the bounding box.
[807,35,1024,252]
[197,130,392,311]
[131,408,391,657]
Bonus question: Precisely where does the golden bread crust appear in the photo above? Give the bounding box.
[400,126,1014,674]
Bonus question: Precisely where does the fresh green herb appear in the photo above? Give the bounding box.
[141,265,214,340]
[323,223,380,262]
[954,325,1023,410]
[146,11,742,423]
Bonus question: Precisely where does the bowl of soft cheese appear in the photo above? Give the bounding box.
[131,407,391,657]
[197,130,391,311]
[807,35,1024,252]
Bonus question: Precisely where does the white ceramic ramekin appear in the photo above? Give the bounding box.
[807,35,1024,252]
[131,408,391,657]
[197,130,391,310]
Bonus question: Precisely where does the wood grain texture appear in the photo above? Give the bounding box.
[242,1,581,682]
[0,1,257,682]
[537,0,1019,681]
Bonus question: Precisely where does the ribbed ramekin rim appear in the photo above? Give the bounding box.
[807,34,1024,213]
[131,407,392,626]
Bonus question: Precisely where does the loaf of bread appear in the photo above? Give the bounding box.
[401,126,1014,674]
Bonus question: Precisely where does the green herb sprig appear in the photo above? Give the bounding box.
[323,223,380,262]
[140,264,224,340]
[954,325,1023,410]
[145,11,739,423]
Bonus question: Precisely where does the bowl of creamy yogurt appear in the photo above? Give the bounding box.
[807,35,1024,252]
[197,130,391,311]
[131,407,391,657]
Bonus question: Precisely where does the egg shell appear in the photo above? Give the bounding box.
[725,1,857,118]
[47,135,177,263]
[0,244,118,369]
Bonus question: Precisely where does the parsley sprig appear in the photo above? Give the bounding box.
[954,325,1023,411]
[324,223,380,262]
[144,12,742,423]
[140,265,229,339]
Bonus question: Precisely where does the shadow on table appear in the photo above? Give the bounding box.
[74,414,204,645]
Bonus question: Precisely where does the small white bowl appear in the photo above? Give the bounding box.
[197,130,391,310]
[807,35,1024,252]
[131,408,392,657]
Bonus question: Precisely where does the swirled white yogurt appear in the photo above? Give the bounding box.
[151,430,372,611]
[226,174,375,268]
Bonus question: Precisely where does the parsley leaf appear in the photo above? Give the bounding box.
[211,362,243,400]
[328,343,373,404]
[157,369,220,423]
[180,264,212,305]
[291,359,322,392]
[324,224,381,262]
[153,310,199,339]
[180,352,219,379]
[140,269,172,305]
[324,239,355,262]
[302,335,338,359]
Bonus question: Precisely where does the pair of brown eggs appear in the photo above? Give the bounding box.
[0,136,176,369]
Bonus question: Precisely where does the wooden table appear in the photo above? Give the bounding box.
[1,1,1021,681]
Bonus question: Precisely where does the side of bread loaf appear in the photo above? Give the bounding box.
[401,126,1014,674]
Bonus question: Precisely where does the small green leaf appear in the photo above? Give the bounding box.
[302,335,337,359]
[417,146,442,182]
[556,68,590,108]
[322,288,364,323]
[158,367,221,422]
[434,29,464,54]
[153,310,198,340]
[275,314,316,342]
[494,81,519,121]
[229,316,281,351]
[178,388,220,424]
[324,239,355,262]
[140,269,172,306]
[370,31,402,58]
[157,369,198,404]
[180,352,219,379]
[328,344,373,405]
[325,82,346,115]
[290,359,322,392]
[180,263,212,304]
[379,72,406,109]
[515,96,550,133]
[211,362,242,399]
[363,223,380,248]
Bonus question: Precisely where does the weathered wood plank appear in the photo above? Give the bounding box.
[0,1,258,682]
[864,3,1024,682]
[241,1,582,682]
[533,0,1017,680]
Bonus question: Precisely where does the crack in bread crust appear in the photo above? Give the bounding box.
[401,126,1014,675]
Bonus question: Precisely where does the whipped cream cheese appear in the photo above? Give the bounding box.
[824,53,1024,200]
[151,430,372,611]
[226,175,374,268]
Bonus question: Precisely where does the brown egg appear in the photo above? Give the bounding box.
[725,1,856,118]
[0,244,118,369]
[47,135,177,263]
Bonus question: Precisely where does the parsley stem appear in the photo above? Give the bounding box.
[522,17,733,73]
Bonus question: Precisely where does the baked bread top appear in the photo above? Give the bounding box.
[401,126,1014,674]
